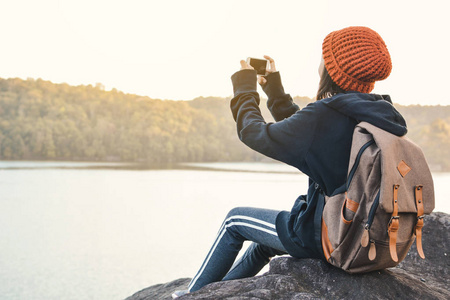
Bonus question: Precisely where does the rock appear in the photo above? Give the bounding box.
[396,212,449,296]
[126,212,449,300]
[125,278,191,300]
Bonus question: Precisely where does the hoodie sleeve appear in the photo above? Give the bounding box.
[262,72,300,121]
[230,69,318,169]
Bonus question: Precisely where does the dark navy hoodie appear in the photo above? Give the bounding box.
[230,69,407,259]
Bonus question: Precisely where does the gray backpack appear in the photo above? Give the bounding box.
[321,122,435,273]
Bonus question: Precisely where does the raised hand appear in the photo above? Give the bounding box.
[258,55,277,86]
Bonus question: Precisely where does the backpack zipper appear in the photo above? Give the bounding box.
[361,191,380,248]
[346,139,375,190]
[345,138,376,249]
[366,238,412,261]
[366,190,380,229]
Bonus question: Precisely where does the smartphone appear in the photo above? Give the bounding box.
[246,57,267,75]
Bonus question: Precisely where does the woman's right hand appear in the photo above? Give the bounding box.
[258,55,277,86]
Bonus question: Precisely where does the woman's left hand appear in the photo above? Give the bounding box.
[240,60,254,70]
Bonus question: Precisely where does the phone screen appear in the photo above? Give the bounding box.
[248,58,267,75]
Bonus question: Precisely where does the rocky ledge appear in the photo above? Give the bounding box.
[126,212,449,300]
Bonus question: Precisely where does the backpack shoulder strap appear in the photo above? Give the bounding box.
[414,185,425,259]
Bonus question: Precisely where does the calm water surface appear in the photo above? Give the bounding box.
[0,161,448,300]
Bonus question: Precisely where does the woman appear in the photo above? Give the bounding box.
[172,26,406,298]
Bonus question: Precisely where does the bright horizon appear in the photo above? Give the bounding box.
[1,0,449,106]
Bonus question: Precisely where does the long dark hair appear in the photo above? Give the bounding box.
[316,66,345,101]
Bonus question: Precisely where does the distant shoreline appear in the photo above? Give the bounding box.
[0,160,448,174]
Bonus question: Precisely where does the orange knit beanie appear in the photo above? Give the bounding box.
[322,26,392,93]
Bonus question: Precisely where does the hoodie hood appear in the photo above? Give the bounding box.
[321,92,407,136]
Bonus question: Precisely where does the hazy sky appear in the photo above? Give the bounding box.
[1,0,449,105]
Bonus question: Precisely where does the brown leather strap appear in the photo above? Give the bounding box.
[345,194,359,213]
[415,185,425,259]
[388,184,400,262]
[321,219,334,261]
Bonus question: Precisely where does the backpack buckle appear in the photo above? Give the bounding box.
[388,215,400,226]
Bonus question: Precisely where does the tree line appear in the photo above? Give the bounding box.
[0,77,449,171]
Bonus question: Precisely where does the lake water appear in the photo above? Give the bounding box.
[0,161,448,300]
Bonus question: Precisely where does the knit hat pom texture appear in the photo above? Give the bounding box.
[322,26,392,93]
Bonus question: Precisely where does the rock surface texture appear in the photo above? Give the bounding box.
[126,212,449,300]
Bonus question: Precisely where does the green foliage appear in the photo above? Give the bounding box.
[0,78,254,163]
[0,77,449,170]
[395,105,450,171]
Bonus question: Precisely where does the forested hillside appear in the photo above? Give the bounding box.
[0,77,449,170]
